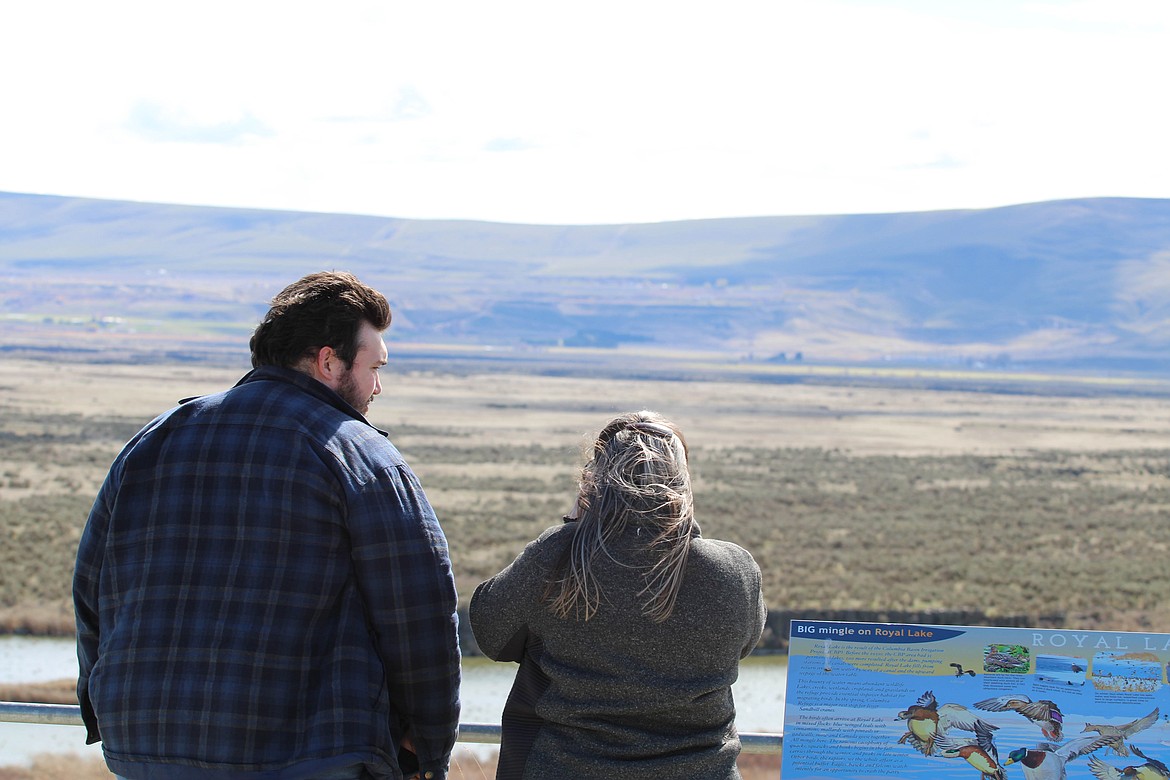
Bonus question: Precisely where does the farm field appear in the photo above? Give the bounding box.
[3,357,1170,635]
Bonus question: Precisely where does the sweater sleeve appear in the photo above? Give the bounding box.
[469,526,564,661]
[743,554,767,659]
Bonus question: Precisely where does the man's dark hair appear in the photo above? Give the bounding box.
[249,271,392,369]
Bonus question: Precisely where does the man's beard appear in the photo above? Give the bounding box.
[336,370,372,415]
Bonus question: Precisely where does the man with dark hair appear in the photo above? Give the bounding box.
[74,271,461,780]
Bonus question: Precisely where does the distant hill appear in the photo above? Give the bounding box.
[2,191,1168,376]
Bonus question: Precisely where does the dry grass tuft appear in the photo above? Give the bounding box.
[0,677,78,704]
[0,604,74,636]
[739,753,783,779]
[0,754,114,779]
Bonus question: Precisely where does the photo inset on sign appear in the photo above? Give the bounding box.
[1092,651,1163,692]
[983,643,1029,674]
[1035,653,1088,686]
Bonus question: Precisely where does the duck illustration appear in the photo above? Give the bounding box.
[897,690,999,756]
[1082,708,1160,756]
[985,651,1030,672]
[1086,743,1170,780]
[951,662,977,677]
[937,721,1007,780]
[976,694,1064,740]
[1003,734,1113,780]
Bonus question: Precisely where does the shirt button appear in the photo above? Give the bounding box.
[423,772,434,779]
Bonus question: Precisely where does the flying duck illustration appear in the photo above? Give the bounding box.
[937,721,1007,780]
[1082,708,1160,756]
[975,694,1064,740]
[1003,734,1113,780]
[951,662,977,677]
[897,690,998,756]
[1086,743,1170,780]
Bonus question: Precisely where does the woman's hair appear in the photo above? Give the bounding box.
[249,271,391,369]
[547,410,695,623]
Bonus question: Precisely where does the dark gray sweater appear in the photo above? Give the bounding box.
[470,522,766,779]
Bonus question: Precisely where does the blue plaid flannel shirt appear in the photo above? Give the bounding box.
[74,366,461,780]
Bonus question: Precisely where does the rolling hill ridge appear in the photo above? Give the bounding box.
[2,192,1168,375]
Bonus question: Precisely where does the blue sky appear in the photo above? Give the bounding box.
[2,0,1168,225]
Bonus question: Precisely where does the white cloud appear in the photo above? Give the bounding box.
[0,0,1167,224]
[126,103,274,144]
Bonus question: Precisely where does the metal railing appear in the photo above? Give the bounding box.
[0,701,782,754]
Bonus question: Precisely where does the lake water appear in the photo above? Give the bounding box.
[0,636,785,766]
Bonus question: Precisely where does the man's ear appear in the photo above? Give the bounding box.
[312,345,341,386]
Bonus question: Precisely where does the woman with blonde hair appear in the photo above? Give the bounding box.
[470,410,766,779]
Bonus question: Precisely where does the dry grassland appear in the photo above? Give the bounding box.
[3,358,1170,636]
[2,358,1166,779]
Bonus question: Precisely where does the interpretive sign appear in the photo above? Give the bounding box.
[780,620,1170,779]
